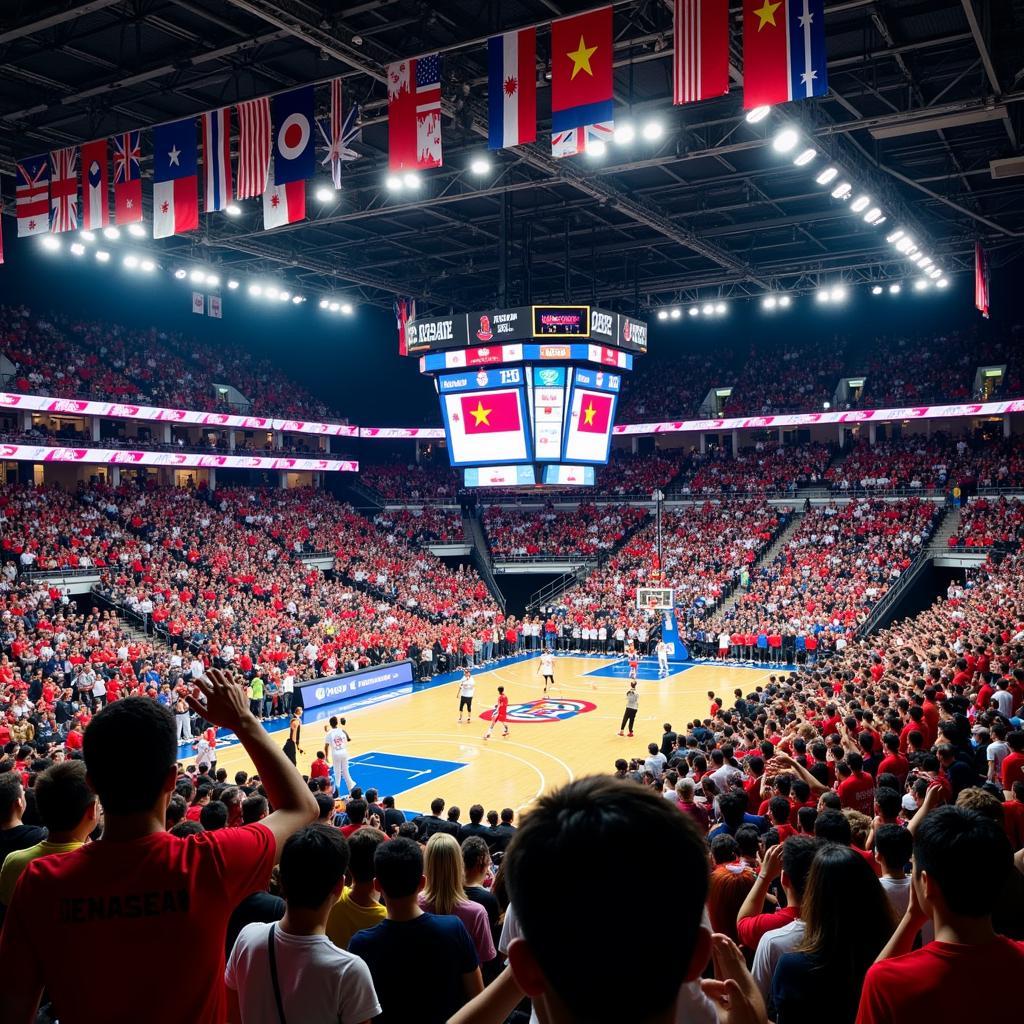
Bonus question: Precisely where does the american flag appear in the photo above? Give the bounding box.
[317,79,361,189]
[387,53,443,170]
[15,155,49,237]
[414,54,442,167]
[49,147,79,232]
[236,97,272,200]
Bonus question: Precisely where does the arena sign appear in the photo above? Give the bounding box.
[297,660,416,711]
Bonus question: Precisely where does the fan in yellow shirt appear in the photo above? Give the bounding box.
[325,828,387,948]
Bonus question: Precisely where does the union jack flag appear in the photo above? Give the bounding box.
[112,131,143,224]
[551,121,613,159]
[317,79,361,189]
[49,147,79,232]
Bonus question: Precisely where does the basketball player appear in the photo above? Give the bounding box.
[457,667,475,723]
[324,715,356,794]
[619,680,639,737]
[483,685,510,740]
[656,639,669,677]
[536,649,557,695]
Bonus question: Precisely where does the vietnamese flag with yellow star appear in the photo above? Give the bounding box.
[742,0,829,109]
[459,392,522,434]
[576,391,613,433]
[550,6,613,157]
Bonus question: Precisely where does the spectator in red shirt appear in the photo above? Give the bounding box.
[1002,731,1024,796]
[0,670,318,1024]
[735,836,816,952]
[836,754,876,815]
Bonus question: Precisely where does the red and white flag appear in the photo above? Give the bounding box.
[387,53,443,171]
[236,97,271,199]
[262,161,305,229]
[202,107,232,212]
[49,147,79,233]
[112,131,142,224]
[395,297,416,356]
[80,140,109,230]
[15,155,49,237]
[674,0,730,105]
[975,241,990,319]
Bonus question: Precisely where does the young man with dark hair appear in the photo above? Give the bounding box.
[873,823,914,920]
[199,799,229,832]
[0,670,318,1024]
[857,806,1024,1022]
[326,826,387,950]
[226,824,380,1023]
[242,794,269,825]
[0,772,45,864]
[349,837,482,1021]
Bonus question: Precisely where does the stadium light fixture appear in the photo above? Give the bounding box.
[227,279,239,289]
[895,237,914,253]
[830,285,848,302]
[123,254,139,268]
[815,167,838,185]
[265,286,280,300]
[292,295,303,304]
[69,242,85,256]
[928,267,942,279]
[95,250,110,262]
[278,290,291,302]
[863,208,882,223]
[936,278,949,289]
[656,309,669,320]
[403,173,420,189]
[688,306,700,317]
[328,302,340,312]
[823,401,831,410]
[763,296,778,310]
[830,181,852,200]
[914,279,929,291]
[889,283,901,295]
[226,203,242,216]
[315,185,334,202]
[189,268,205,283]
[80,230,96,242]
[614,122,636,144]
[319,298,330,309]
[641,120,664,141]
[585,138,607,157]
[816,288,831,304]
[919,257,933,269]
[715,302,727,315]
[874,216,887,226]
[140,259,155,272]
[340,302,354,314]
[871,285,883,295]
[469,155,491,175]
[793,148,816,166]
[41,236,61,252]
[205,274,220,287]
[850,195,871,213]
[778,295,791,308]
[745,105,771,124]
[174,268,187,280]
[701,303,715,315]
[385,175,403,191]
[103,226,120,240]
[669,308,682,319]
[249,284,263,297]
[886,229,905,243]
[772,128,799,153]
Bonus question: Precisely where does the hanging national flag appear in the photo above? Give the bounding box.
[387,53,443,171]
[575,391,613,433]
[236,97,272,199]
[262,161,306,230]
[272,85,316,184]
[550,7,614,159]
[80,140,109,230]
[743,0,828,109]
[318,80,361,189]
[975,241,990,319]
[112,131,142,224]
[15,155,49,237]
[49,147,79,233]
[674,0,730,105]
[202,108,232,213]
[487,27,537,149]
[208,294,222,319]
[395,297,416,356]
[152,118,199,239]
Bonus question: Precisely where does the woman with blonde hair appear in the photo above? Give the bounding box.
[420,833,496,965]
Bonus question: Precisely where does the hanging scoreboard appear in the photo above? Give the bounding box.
[437,368,532,467]
[562,368,621,464]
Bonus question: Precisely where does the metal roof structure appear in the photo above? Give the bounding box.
[2,0,1023,316]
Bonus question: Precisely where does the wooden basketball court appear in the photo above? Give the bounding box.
[203,655,777,815]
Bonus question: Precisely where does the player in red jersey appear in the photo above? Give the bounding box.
[627,644,640,681]
[484,685,510,740]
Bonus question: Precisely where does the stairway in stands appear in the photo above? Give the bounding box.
[462,511,506,611]
[928,504,961,549]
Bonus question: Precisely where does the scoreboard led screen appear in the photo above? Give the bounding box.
[562,367,620,465]
[532,305,590,337]
[437,368,532,467]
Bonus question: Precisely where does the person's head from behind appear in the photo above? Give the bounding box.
[422,832,467,915]
[347,826,386,886]
[430,796,445,817]
[710,833,740,865]
[780,835,817,904]
[912,805,1014,921]
[314,792,335,823]
[373,836,424,902]
[734,825,760,863]
[199,800,228,832]
[462,835,490,879]
[814,809,852,845]
[874,824,912,876]
[83,697,176,816]
[280,824,350,911]
[504,776,710,1024]
[0,772,26,824]
[718,790,748,830]
[346,798,367,825]
[241,794,268,824]
[33,760,97,838]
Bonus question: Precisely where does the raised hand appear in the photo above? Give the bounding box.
[700,933,768,1024]
[186,668,252,733]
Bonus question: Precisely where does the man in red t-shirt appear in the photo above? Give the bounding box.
[836,754,875,815]
[0,670,318,1024]
[856,806,1024,1023]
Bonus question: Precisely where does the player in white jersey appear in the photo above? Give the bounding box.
[457,668,475,723]
[536,651,557,695]
[656,639,670,677]
[323,714,356,794]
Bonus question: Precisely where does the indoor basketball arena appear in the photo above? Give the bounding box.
[1,3,1023,1023]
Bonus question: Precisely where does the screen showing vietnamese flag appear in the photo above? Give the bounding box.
[563,386,616,464]
[442,387,530,465]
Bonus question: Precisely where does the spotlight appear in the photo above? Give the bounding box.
[688,306,699,317]
[793,148,816,166]
[249,284,263,296]
[715,302,727,315]
[919,257,933,269]
[850,195,870,213]
[80,230,96,242]
[174,268,187,280]
[127,223,145,238]
[669,308,682,320]
[815,167,838,185]
[816,288,831,304]
[585,139,606,157]
[205,274,220,287]
[469,155,491,175]
[103,226,120,240]
[292,294,303,304]
[863,208,882,223]
[886,229,905,243]
[871,285,883,295]
[831,181,852,200]
[227,279,239,289]
[41,236,61,252]
[772,128,799,153]
[909,253,924,265]
[928,267,942,279]
[95,250,110,262]
[936,278,949,289]
[657,310,669,320]
[328,302,340,312]
[319,299,330,309]
[278,290,290,302]
[745,105,771,124]
[701,303,715,315]
[763,296,778,310]
[889,283,901,295]
[265,286,280,300]
[906,245,919,256]
[123,254,139,268]
[385,175,403,191]
[315,186,334,202]
[895,237,914,253]
[778,295,791,308]
[823,401,831,410]
[641,120,663,140]
[914,279,929,291]
[340,302,354,314]
[140,259,155,272]
[614,123,636,144]
[403,173,420,189]
[874,216,887,225]
[226,203,242,216]
[831,285,848,302]
[189,269,205,283]
[69,242,85,256]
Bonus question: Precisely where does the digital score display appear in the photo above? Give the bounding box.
[532,305,590,337]
[437,368,532,467]
[562,367,621,465]
[530,365,567,462]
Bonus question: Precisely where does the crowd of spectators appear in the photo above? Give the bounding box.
[359,462,460,501]
[723,340,848,417]
[482,504,647,558]
[372,507,465,546]
[676,442,834,495]
[951,496,1024,549]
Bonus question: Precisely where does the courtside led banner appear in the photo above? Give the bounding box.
[298,660,416,711]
